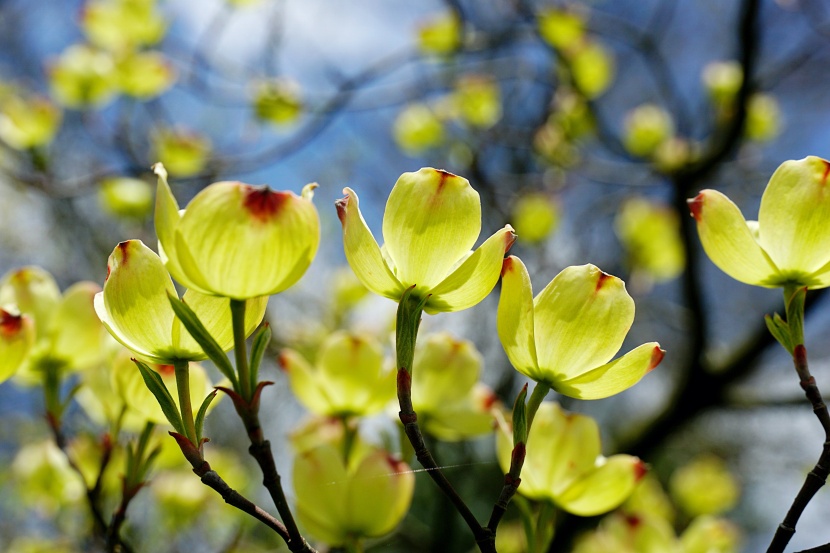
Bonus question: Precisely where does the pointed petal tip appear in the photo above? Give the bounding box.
[649,345,665,371]
[501,255,517,277]
[301,182,318,201]
[687,192,706,221]
[0,310,24,335]
[504,224,517,253]
[152,162,168,180]
[634,458,648,481]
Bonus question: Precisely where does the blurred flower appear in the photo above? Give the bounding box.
[279,331,394,418]
[154,164,320,299]
[0,93,62,150]
[680,516,742,553]
[452,75,502,129]
[253,79,303,126]
[688,156,830,289]
[49,44,118,108]
[12,440,85,514]
[745,93,781,142]
[615,197,685,283]
[94,240,267,363]
[115,51,176,99]
[496,402,646,515]
[411,332,497,440]
[623,104,674,158]
[82,0,166,53]
[417,12,462,55]
[511,192,560,244]
[571,512,679,553]
[99,176,154,219]
[623,473,676,525]
[702,60,743,108]
[498,257,663,398]
[570,41,614,99]
[293,439,414,545]
[0,307,34,383]
[0,267,105,381]
[336,167,515,313]
[538,9,585,50]
[393,103,444,155]
[151,127,212,178]
[669,455,739,517]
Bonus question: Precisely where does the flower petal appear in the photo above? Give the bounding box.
[279,348,330,414]
[533,265,633,382]
[556,342,664,399]
[412,333,482,410]
[425,225,516,314]
[496,256,540,381]
[174,181,320,298]
[0,309,34,383]
[48,282,104,370]
[382,168,481,293]
[758,156,830,278]
[0,266,61,337]
[688,189,779,286]
[346,451,414,538]
[97,240,178,362]
[556,455,645,516]
[335,187,403,301]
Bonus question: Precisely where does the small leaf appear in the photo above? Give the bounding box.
[765,313,793,355]
[167,292,238,389]
[785,287,807,347]
[249,322,271,392]
[512,383,528,448]
[194,390,218,442]
[134,359,186,435]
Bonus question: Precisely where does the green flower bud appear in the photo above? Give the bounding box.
[154,164,320,299]
[745,93,781,142]
[393,103,445,155]
[452,75,502,129]
[411,332,497,440]
[624,104,675,157]
[253,79,303,126]
[616,197,685,284]
[496,402,646,516]
[538,9,585,50]
[702,61,743,108]
[511,192,560,244]
[151,128,212,178]
[498,257,663,398]
[115,51,176,99]
[417,12,462,55]
[99,176,154,219]
[280,331,394,418]
[336,168,515,313]
[293,441,414,545]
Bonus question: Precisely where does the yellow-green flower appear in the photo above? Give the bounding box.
[0,307,34,383]
[336,167,516,314]
[0,93,62,150]
[669,455,739,517]
[81,0,166,53]
[417,12,462,55]
[94,239,267,363]
[151,128,211,178]
[688,156,830,289]
[49,44,118,108]
[293,441,414,545]
[279,331,394,418]
[115,51,176,99]
[253,79,303,126]
[411,332,497,440]
[498,257,663,399]
[154,164,320,299]
[0,267,105,379]
[496,402,646,515]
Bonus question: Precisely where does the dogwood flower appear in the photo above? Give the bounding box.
[497,257,663,399]
[94,240,266,364]
[154,163,320,299]
[688,156,830,289]
[496,402,646,515]
[336,167,515,313]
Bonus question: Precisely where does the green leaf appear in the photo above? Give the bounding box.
[785,286,807,347]
[194,390,218,442]
[167,292,238,389]
[765,313,793,355]
[512,383,528,448]
[134,359,186,436]
[249,322,271,392]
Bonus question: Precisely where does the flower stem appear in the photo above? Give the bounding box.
[230,299,252,400]
[526,382,550,429]
[174,359,198,445]
[767,289,830,553]
[394,291,495,552]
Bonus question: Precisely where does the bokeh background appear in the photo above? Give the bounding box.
[2,0,830,551]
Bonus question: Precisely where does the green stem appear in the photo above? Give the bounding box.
[230,299,252,400]
[341,416,357,464]
[526,382,550,430]
[174,360,197,444]
[533,502,556,553]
